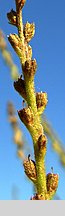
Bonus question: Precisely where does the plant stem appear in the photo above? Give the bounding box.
[15,0,47,198]
[35,156,47,196]
[7,0,59,200]
[24,74,47,197]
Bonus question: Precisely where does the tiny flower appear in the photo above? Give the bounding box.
[30,194,45,200]
[37,134,47,156]
[14,76,26,100]
[8,34,22,56]
[7,9,17,26]
[23,22,35,43]
[22,59,37,78]
[18,107,33,126]
[8,34,26,63]
[23,155,36,182]
[36,92,48,109]
[38,134,47,149]
[46,172,59,194]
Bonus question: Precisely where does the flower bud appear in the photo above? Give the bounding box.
[8,34,22,57]
[36,92,48,114]
[38,134,47,150]
[22,59,37,78]
[36,92,48,109]
[7,9,17,26]
[14,76,26,100]
[23,22,35,43]
[18,107,33,126]
[23,156,36,182]
[30,194,45,200]
[8,34,26,63]
[46,172,59,194]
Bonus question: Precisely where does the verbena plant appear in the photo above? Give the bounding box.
[7,0,59,200]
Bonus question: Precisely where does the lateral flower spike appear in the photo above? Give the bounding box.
[46,172,59,199]
[7,9,17,26]
[18,107,33,127]
[7,0,59,199]
[36,92,48,115]
[23,155,37,183]
[37,134,47,156]
[8,34,26,63]
[14,76,26,100]
[30,194,46,200]
[23,22,35,43]
[8,34,21,54]
[22,59,37,79]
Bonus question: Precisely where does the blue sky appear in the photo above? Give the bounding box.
[0,0,65,200]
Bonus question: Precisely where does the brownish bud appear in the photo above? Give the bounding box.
[8,33,18,46]
[36,92,48,109]
[38,134,47,152]
[46,173,59,193]
[23,22,35,43]
[8,34,22,57]
[22,59,37,78]
[23,157,36,182]
[18,107,33,126]
[30,194,45,200]
[7,9,17,26]
[14,76,26,100]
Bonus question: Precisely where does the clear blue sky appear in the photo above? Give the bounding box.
[0,0,65,200]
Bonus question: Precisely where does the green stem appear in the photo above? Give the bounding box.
[24,77,37,114]
[15,0,47,198]
[35,156,47,196]
[24,75,47,197]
